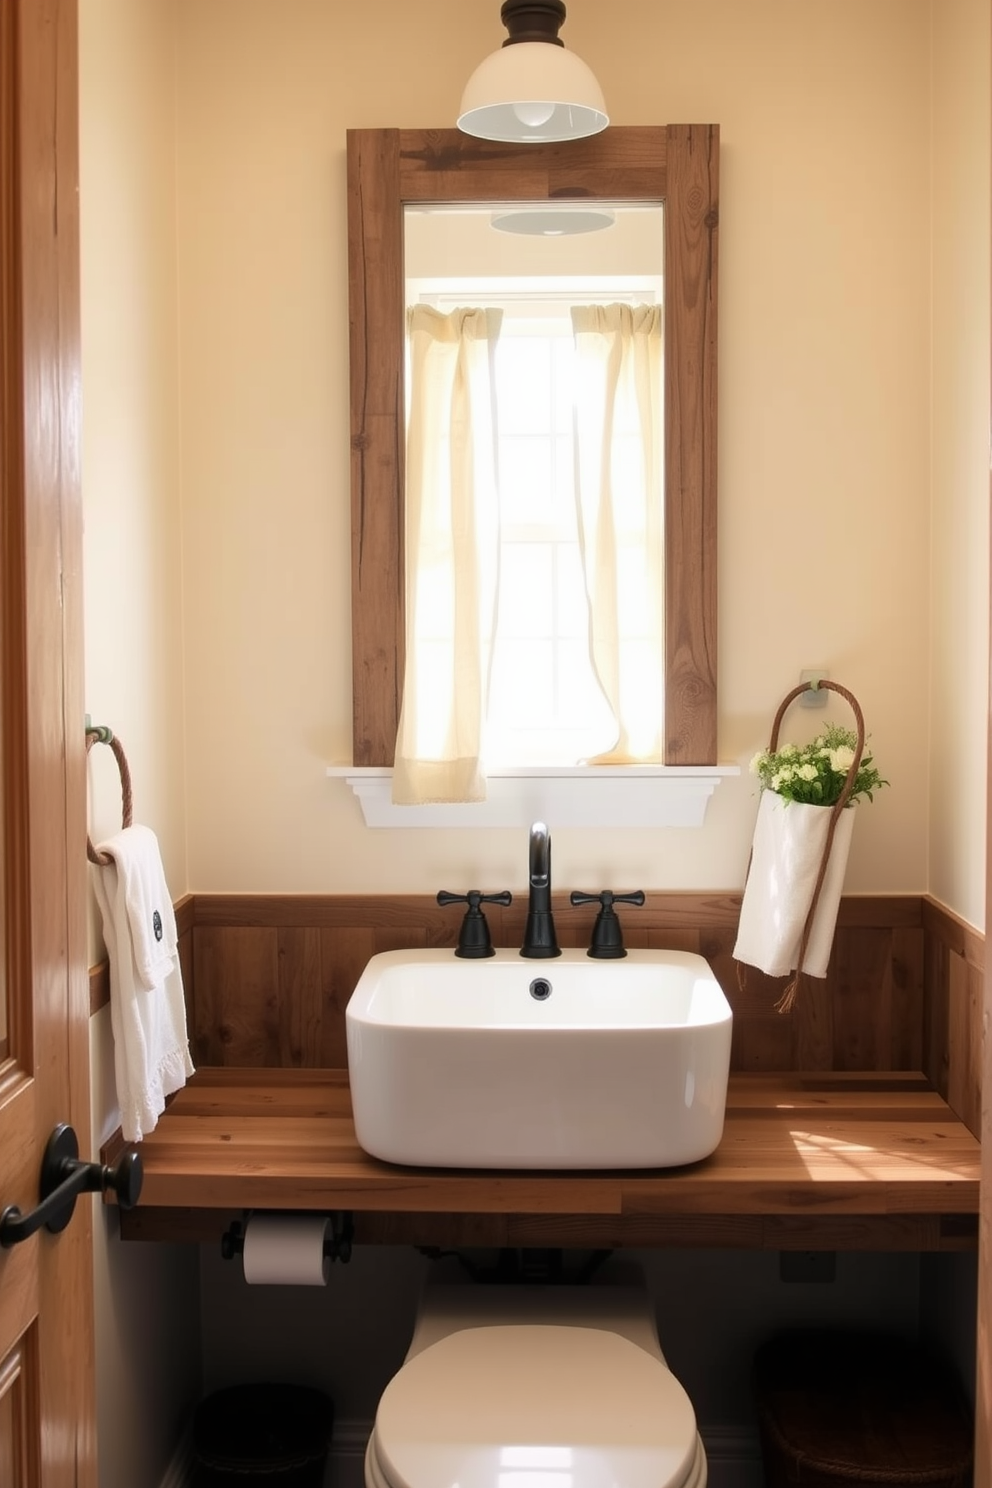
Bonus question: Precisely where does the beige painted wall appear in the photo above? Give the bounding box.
[79,7,199,1488]
[80,0,188,920]
[164,0,988,910]
[78,2,990,910]
[930,0,991,924]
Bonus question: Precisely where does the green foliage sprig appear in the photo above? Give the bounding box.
[750,724,887,808]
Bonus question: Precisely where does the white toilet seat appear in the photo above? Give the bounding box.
[367,1323,704,1488]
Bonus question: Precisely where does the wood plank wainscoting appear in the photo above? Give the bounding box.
[91,891,984,1132]
[90,891,984,1254]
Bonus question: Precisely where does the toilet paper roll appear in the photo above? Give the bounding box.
[242,1214,331,1286]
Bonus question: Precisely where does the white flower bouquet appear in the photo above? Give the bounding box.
[749,724,886,809]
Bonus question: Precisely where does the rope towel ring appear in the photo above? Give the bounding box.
[86,728,133,865]
[748,680,866,1015]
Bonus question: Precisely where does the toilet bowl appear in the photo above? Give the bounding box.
[365,1261,706,1488]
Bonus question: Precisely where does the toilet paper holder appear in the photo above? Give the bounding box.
[221,1211,354,1265]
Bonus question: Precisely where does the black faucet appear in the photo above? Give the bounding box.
[520,821,561,959]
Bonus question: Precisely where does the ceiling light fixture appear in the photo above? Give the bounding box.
[458,1,609,145]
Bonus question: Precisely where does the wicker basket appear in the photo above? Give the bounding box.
[753,1331,973,1488]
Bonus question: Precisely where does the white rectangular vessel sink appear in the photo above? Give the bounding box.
[346,948,733,1170]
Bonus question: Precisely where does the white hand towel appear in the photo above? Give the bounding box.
[733,791,856,980]
[92,825,195,1142]
[104,824,178,992]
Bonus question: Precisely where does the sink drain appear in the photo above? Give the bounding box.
[529,977,552,1001]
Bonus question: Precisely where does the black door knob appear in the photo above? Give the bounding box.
[0,1123,143,1248]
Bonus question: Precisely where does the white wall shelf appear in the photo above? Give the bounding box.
[326,764,740,829]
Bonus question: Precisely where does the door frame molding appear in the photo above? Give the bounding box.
[1,1,95,1482]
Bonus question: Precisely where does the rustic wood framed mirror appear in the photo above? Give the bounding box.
[347,125,718,770]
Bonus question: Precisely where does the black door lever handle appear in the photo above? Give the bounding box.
[0,1123,143,1248]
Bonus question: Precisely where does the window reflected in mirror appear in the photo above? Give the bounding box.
[404,202,665,770]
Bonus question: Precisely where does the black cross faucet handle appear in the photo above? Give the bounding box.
[437,890,514,958]
[569,890,645,958]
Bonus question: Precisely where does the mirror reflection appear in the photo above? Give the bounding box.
[399,202,666,791]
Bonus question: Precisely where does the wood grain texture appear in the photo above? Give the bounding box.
[347,127,404,766]
[182,891,932,1078]
[397,126,670,203]
[346,124,719,767]
[102,1069,980,1241]
[99,893,984,1263]
[192,926,280,1067]
[664,124,718,763]
[1,2,97,1481]
[91,892,982,1136]
[922,897,985,1136]
[88,960,108,1017]
[117,1203,976,1255]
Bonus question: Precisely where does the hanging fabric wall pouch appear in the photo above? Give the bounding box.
[733,682,887,1012]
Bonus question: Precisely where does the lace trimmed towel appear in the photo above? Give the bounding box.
[91,824,194,1141]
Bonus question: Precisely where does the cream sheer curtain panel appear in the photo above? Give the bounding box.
[393,306,503,804]
[570,304,665,762]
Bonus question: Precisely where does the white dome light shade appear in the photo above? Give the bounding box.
[458,41,608,144]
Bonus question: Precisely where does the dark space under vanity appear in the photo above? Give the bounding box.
[95,890,984,1252]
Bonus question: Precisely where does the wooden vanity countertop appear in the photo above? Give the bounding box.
[106,1068,981,1252]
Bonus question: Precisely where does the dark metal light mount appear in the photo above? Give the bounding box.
[499,1,567,48]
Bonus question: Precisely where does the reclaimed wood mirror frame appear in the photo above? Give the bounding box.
[346,124,718,769]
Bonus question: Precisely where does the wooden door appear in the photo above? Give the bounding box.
[0,1,95,1483]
